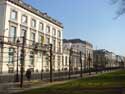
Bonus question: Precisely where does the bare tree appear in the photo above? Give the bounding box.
[111,0,125,17]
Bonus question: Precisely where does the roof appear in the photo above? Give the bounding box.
[63,39,93,47]
[6,0,63,28]
[93,49,112,54]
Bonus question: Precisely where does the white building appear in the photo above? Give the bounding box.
[63,39,93,70]
[0,0,63,73]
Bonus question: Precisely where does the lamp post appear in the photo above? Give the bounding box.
[88,53,91,75]
[41,51,44,80]
[20,34,26,88]
[68,47,72,79]
[15,38,20,82]
[80,51,83,78]
[83,46,87,73]
[49,44,53,82]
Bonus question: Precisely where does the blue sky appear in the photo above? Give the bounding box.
[24,0,125,55]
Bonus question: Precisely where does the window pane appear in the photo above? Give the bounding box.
[11,10,17,20]
[53,28,56,36]
[58,30,61,37]
[46,38,50,44]
[46,26,50,33]
[29,51,34,65]
[20,29,26,43]
[22,15,27,24]
[8,48,14,64]
[31,32,35,40]
[39,22,44,31]
[38,34,44,44]
[9,26,16,42]
[31,19,36,28]
[30,32,35,45]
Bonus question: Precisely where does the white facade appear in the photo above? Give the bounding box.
[63,47,85,71]
[63,39,93,69]
[0,0,63,73]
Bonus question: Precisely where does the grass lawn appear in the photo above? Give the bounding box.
[17,70,125,94]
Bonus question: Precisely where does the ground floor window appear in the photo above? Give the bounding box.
[29,51,34,65]
[8,67,14,73]
[8,48,15,64]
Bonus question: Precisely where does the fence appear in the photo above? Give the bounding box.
[0,35,123,87]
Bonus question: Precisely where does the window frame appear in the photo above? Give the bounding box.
[52,28,56,36]
[8,47,15,64]
[9,25,17,43]
[58,30,61,38]
[31,19,36,28]
[39,22,44,31]
[21,15,27,24]
[10,9,18,20]
[46,26,50,33]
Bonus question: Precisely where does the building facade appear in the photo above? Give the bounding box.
[93,49,122,69]
[63,47,84,71]
[63,39,93,70]
[0,0,63,73]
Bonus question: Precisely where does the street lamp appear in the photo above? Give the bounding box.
[15,38,20,82]
[88,53,91,75]
[49,44,53,82]
[83,53,86,73]
[20,33,26,88]
[69,47,72,79]
[80,51,83,78]
[41,50,45,80]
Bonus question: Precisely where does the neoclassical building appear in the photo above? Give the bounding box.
[0,0,63,73]
[63,39,93,70]
[93,49,121,69]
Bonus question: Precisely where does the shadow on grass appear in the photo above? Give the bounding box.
[16,70,125,94]
[18,88,124,94]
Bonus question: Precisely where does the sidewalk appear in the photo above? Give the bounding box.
[0,70,117,94]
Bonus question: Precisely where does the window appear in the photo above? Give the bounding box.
[9,26,16,43]
[46,26,50,33]
[30,32,35,45]
[58,56,60,66]
[20,29,26,43]
[39,22,44,31]
[58,30,61,37]
[31,19,36,28]
[38,52,42,57]
[29,51,34,65]
[53,39,56,51]
[8,67,14,73]
[22,15,27,24]
[58,41,61,52]
[52,28,56,36]
[46,55,49,66]
[20,29,26,37]
[46,37,50,44]
[8,48,15,64]
[10,10,17,20]
[53,55,55,66]
[65,56,67,65]
[38,34,44,44]
[62,56,64,66]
